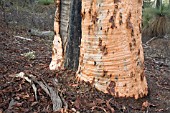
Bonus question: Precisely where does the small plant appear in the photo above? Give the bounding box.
[38,0,54,5]
[21,51,36,60]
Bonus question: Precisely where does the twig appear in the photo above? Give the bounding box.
[145,37,157,45]
[106,98,115,113]
[91,106,107,113]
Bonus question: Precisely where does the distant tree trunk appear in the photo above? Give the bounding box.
[76,0,148,99]
[49,0,81,71]
[156,0,162,9]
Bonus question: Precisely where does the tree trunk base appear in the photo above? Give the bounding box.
[76,73,148,99]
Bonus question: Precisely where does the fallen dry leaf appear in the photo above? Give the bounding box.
[142,101,150,108]
[142,101,149,110]
[142,100,157,110]
[0,109,3,113]
[95,98,105,105]
[74,97,81,109]
[14,102,23,107]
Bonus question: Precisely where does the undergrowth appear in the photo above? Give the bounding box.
[142,5,170,37]
[143,5,170,28]
[38,0,54,5]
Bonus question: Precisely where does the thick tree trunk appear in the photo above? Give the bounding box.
[76,0,148,99]
[50,0,148,99]
[49,0,81,70]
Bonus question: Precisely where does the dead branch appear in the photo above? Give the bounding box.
[9,72,63,112]
[14,35,33,41]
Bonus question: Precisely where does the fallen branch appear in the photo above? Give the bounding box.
[9,72,38,101]
[14,35,32,41]
[28,29,54,38]
[29,75,63,111]
[9,72,63,112]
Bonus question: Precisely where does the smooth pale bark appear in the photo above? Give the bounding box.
[49,0,81,70]
[77,0,148,99]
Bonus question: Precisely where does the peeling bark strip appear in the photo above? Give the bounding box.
[50,0,81,70]
[77,0,148,99]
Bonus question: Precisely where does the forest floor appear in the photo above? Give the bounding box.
[0,5,170,113]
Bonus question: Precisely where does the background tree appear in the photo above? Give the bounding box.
[156,0,162,9]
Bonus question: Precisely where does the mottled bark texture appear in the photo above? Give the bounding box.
[49,0,81,70]
[77,0,148,99]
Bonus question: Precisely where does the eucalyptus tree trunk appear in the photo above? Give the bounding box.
[49,0,81,70]
[50,0,148,99]
[76,0,148,99]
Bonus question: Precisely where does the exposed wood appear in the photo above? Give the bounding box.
[77,0,148,99]
[49,0,64,70]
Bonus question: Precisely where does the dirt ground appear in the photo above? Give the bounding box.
[0,6,170,113]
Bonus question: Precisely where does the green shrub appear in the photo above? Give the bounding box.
[38,0,54,5]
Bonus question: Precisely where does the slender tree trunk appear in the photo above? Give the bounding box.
[49,0,81,70]
[156,0,162,9]
[76,0,148,99]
